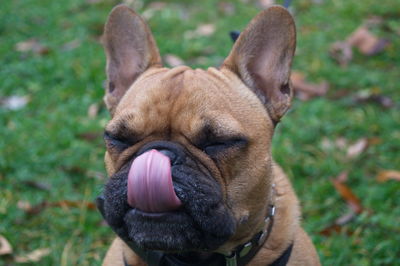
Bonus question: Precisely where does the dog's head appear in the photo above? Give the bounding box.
[99,5,295,254]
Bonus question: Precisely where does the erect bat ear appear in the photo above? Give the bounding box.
[103,5,162,115]
[222,6,296,123]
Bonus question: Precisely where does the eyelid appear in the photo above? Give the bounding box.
[103,131,131,151]
[205,136,248,146]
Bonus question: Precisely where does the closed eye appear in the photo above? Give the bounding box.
[203,137,248,156]
[103,131,132,151]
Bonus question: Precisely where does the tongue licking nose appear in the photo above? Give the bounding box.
[127,149,182,212]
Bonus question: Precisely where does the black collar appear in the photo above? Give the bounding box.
[121,205,293,266]
[123,243,293,266]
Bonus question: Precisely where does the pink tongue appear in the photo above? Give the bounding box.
[127,149,182,212]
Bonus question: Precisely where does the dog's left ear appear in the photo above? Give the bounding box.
[222,6,296,123]
[103,5,162,114]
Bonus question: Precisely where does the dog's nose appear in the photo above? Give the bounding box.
[158,149,177,165]
[136,141,185,166]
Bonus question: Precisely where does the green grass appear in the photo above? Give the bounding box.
[1,0,399,265]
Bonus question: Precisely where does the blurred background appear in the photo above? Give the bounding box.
[0,0,399,265]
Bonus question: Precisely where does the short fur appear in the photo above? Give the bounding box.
[100,5,320,266]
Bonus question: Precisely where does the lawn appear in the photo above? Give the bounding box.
[0,0,399,265]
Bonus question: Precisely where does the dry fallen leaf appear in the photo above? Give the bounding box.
[15,39,49,55]
[17,201,32,212]
[0,96,30,111]
[346,138,368,159]
[377,170,400,182]
[353,90,395,109]
[77,132,102,142]
[61,39,81,51]
[332,178,363,214]
[320,172,363,236]
[15,248,51,263]
[330,25,389,66]
[319,213,355,236]
[290,71,329,100]
[87,103,99,119]
[329,41,353,66]
[0,235,13,256]
[51,200,97,210]
[347,26,389,55]
[195,24,216,37]
[335,138,348,149]
[319,224,341,236]
[185,24,216,39]
[163,54,185,67]
[336,171,349,183]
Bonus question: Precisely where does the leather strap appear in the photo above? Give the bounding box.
[123,243,293,266]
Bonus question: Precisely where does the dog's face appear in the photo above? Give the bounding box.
[100,5,295,254]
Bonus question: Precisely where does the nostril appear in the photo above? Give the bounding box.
[158,149,177,164]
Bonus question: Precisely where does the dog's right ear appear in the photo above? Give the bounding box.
[103,5,162,114]
[222,6,296,124]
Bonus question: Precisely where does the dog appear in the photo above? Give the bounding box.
[96,4,320,266]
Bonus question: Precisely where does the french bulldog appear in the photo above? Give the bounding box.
[97,4,320,266]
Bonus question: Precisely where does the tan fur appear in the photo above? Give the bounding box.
[101,5,320,266]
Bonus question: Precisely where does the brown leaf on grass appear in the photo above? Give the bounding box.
[319,224,341,236]
[17,201,32,212]
[290,71,329,100]
[61,39,81,51]
[319,211,356,236]
[320,172,362,236]
[196,24,216,37]
[77,132,102,142]
[14,248,51,263]
[60,165,85,175]
[336,171,349,183]
[0,96,30,111]
[50,200,97,210]
[163,54,185,67]
[329,41,353,66]
[377,170,400,182]
[332,177,363,214]
[22,201,48,215]
[335,210,357,225]
[87,103,99,119]
[346,138,368,159]
[15,39,49,55]
[330,25,389,66]
[353,90,395,109]
[185,24,216,39]
[0,235,13,256]
[347,26,389,55]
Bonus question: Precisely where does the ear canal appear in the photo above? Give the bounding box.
[103,5,162,115]
[222,6,296,123]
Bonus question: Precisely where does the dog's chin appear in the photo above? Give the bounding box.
[123,208,228,252]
